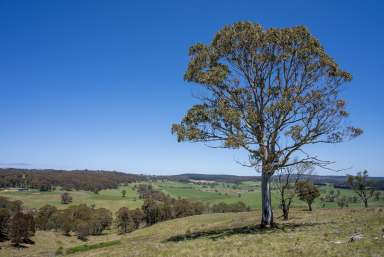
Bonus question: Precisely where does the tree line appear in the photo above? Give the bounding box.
[0,168,145,193]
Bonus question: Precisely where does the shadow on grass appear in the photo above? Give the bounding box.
[163,222,323,242]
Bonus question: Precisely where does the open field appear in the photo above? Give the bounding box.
[0,185,142,213]
[153,180,383,209]
[0,208,383,257]
[0,181,383,213]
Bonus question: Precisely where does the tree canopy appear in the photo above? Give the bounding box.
[172,22,361,226]
[172,22,362,173]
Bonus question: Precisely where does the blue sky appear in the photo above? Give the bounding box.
[0,0,383,176]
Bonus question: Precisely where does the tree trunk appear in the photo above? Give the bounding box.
[261,172,273,227]
[308,202,312,211]
[283,207,289,220]
[363,198,368,208]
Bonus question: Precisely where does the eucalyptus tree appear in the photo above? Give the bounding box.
[172,22,362,226]
[347,170,375,208]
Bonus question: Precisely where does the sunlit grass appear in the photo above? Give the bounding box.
[1,208,382,257]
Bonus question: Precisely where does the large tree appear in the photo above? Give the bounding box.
[172,22,362,226]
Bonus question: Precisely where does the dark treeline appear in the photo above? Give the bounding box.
[1,169,383,192]
[0,168,146,192]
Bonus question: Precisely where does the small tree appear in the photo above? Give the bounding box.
[76,221,90,241]
[57,209,73,236]
[9,212,35,246]
[296,181,320,211]
[35,205,57,230]
[0,208,10,241]
[274,163,312,220]
[121,189,127,198]
[116,207,134,234]
[89,208,112,235]
[61,192,72,204]
[347,170,375,208]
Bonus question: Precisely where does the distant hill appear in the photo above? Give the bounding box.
[1,168,383,191]
[162,173,384,190]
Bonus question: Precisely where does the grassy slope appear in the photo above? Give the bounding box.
[1,208,383,257]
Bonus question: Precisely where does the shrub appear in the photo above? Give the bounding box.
[61,192,72,204]
[35,204,57,230]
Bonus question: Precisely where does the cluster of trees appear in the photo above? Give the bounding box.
[1,196,114,246]
[35,204,112,241]
[0,169,144,193]
[134,184,206,226]
[0,197,35,246]
[114,184,253,234]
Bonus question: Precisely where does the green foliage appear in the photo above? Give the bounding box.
[9,212,35,246]
[116,207,144,234]
[35,204,57,230]
[172,21,362,226]
[295,181,320,211]
[173,21,361,173]
[0,208,10,240]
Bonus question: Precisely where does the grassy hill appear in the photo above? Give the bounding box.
[1,208,383,257]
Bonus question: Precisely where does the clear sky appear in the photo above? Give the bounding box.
[0,0,383,176]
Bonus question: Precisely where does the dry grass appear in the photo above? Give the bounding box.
[1,208,383,257]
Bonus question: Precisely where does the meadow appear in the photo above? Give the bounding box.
[0,185,143,213]
[0,180,382,213]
